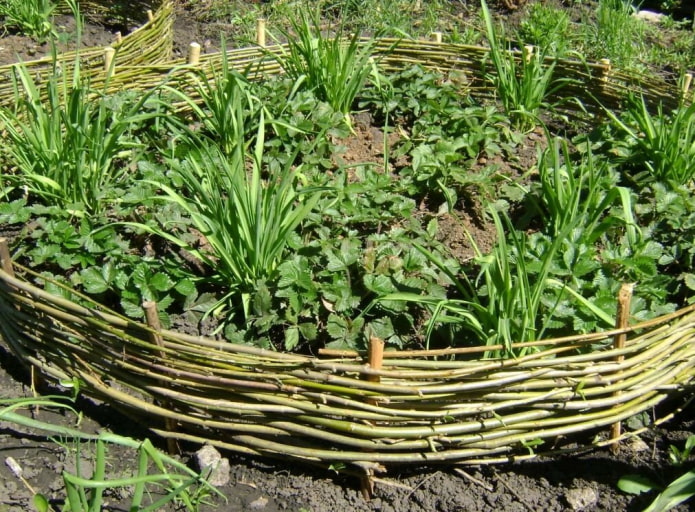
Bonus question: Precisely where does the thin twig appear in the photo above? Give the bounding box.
[454,467,494,492]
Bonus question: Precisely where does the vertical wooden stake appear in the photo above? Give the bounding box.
[147,9,154,23]
[599,58,611,93]
[361,336,384,500]
[104,47,116,75]
[430,32,442,43]
[257,18,267,47]
[682,73,693,101]
[360,472,375,500]
[364,338,384,405]
[114,31,122,44]
[523,45,534,64]
[0,238,15,278]
[143,301,179,455]
[610,283,634,453]
[366,336,385,384]
[188,42,201,66]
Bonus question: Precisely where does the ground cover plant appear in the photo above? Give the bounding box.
[1,0,695,509]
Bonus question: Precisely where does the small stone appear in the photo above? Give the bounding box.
[626,436,650,453]
[633,10,666,23]
[249,496,269,509]
[194,445,230,487]
[565,486,598,511]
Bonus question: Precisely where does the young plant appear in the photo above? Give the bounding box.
[162,44,262,157]
[480,0,569,131]
[268,8,379,128]
[130,112,326,321]
[605,96,695,186]
[530,135,626,239]
[1,396,220,512]
[0,0,56,39]
[517,2,573,56]
[583,0,646,69]
[0,61,158,216]
[619,436,695,512]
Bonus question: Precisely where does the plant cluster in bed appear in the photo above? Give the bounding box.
[0,0,694,357]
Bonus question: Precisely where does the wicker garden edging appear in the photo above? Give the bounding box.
[0,0,174,109]
[0,3,694,477]
[0,260,694,475]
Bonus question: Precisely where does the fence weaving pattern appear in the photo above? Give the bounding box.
[0,259,693,475]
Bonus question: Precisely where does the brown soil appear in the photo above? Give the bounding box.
[1,3,694,512]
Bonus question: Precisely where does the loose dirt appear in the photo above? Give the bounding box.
[1,3,694,511]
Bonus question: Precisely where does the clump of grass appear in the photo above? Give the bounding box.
[517,2,573,57]
[0,0,56,40]
[582,0,646,69]
[481,0,569,131]
[0,61,158,216]
[606,95,695,187]
[268,8,379,129]
[127,91,326,320]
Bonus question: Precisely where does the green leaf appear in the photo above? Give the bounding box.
[644,470,695,512]
[33,493,50,512]
[364,274,395,295]
[285,326,299,351]
[80,264,115,294]
[298,322,317,341]
[121,298,145,319]
[618,474,660,495]
[326,314,347,338]
[174,278,196,297]
[150,272,175,292]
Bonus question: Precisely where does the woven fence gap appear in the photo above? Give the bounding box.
[610,283,634,452]
[0,239,14,278]
[188,42,201,66]
[142,300,179,455]
[257,18,267,47]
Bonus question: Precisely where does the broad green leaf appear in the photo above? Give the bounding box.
[33,493,50,512]
[618,474,659,495]
[298,322,318,341]
[150,272,175,292]
[80,266,111,294]
[645,470,695,512]
[285,326,299,351]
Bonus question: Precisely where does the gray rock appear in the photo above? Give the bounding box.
[634,10,667,23]
[565,486,598,511]
[194,444,230,487]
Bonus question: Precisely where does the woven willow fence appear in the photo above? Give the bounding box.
[0,3,694,481]
[93,36,693,120]
[0,0,174,109]
[0,257,694,478]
